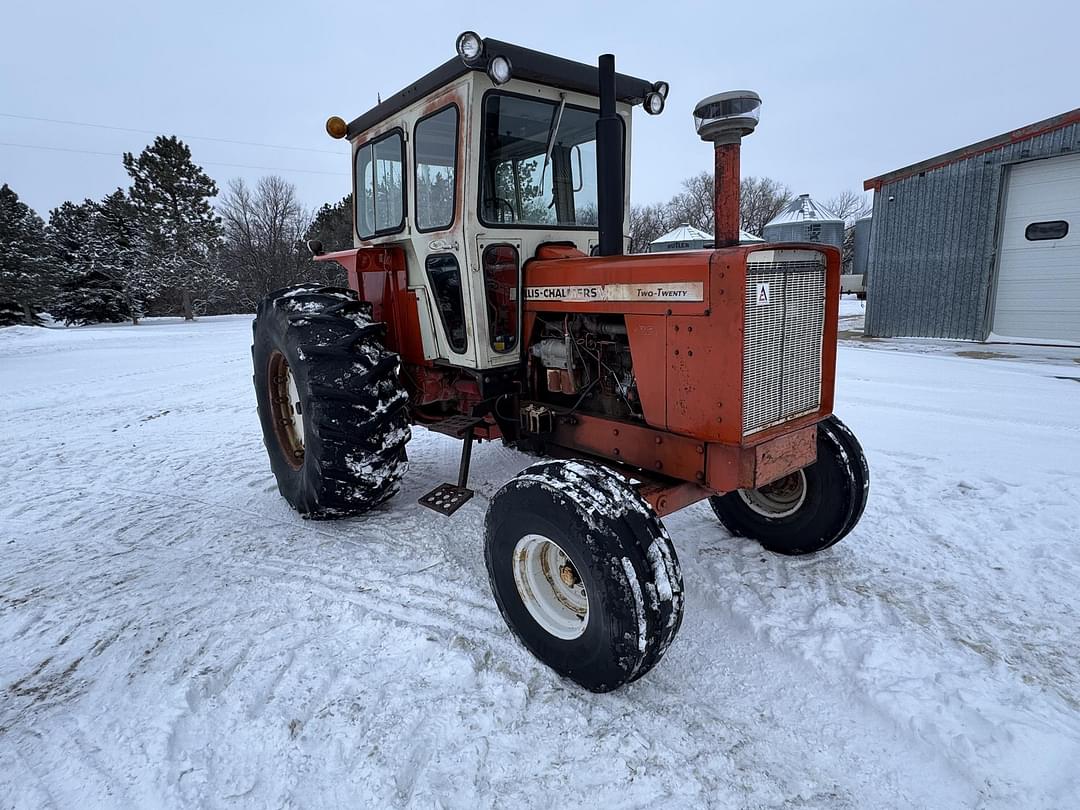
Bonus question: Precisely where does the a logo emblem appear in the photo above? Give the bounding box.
[755,282,771,306]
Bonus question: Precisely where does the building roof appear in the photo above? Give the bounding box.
[765,194,841,226]
[651,223,712,243]
[346,37,657,139]
[650,223,765,245]
[864,107,1080,191]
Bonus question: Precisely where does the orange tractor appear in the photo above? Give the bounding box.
[252,33,869,691]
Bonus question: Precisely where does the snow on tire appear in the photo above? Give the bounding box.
[252,283,411,519]
[484,459,684,692]
[709,415,870,555]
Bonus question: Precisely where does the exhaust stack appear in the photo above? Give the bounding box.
[595,54,624,257]
[693,91,762,248]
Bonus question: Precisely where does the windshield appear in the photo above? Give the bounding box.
[479,93,603,228]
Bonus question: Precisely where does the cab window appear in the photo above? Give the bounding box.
[479,93,603,228]
[482,244,518,352]
[355,130,405,239]
[414,106,458,232]
[426,253,467,353]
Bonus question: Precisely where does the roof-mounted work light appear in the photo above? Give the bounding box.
[487,54,513,85]
[456,31,484,65]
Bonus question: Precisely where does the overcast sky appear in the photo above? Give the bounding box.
[2,0,1077,222]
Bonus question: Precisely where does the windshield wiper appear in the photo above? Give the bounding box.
[539,93,566,199]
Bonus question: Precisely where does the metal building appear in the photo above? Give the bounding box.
[864,108,1080,343]
[647,222,764,252]
[762,194,845,249]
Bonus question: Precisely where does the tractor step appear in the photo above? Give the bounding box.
[418,482,474,515]
[426,415,488,438]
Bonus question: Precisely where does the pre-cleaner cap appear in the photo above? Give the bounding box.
[693,90,761,142]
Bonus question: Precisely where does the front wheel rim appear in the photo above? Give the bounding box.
[738,469,808,518]
[512,534,589,640]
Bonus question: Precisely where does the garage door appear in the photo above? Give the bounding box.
[993,153,1080,343]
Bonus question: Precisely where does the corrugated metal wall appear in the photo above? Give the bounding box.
[864,122,1080,340]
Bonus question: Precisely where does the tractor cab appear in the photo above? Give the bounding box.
[319,32,668,372]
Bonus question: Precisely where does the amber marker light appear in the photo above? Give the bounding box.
[325,116,348,139]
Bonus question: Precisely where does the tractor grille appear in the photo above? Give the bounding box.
[742,251,827,436]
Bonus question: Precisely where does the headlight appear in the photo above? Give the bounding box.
[643,91,665,115]
[487,55,513,85]
[652,81,669,100]
[456,31,484,65]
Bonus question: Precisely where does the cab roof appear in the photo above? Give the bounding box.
[345,37,657,139]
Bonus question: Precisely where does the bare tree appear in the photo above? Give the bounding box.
[218,177,313,311]
[824,190,872,273]
[825,189,872,226]
[629,173,793,252]
[740,177,793,237]
[629,201,679,254]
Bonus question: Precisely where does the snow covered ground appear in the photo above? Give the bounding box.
[2,314,1079,808]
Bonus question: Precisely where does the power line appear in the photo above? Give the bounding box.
[0,111,342,156]
[0,141,344,177]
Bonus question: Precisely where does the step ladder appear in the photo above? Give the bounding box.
[417,416,488,516]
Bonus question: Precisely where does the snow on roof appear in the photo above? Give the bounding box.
[650,223,766,244]
[765,194,842,226]
[651,223,712,244]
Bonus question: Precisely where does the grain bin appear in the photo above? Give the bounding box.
[763,193,844,249]
[852,215,871,277]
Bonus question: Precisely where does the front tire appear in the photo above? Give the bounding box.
[252,284,411,518]
[709,416,869,555]
[484,460,684,692]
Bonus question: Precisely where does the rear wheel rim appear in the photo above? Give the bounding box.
[738,470,807,518]
[268,351,304,469]
[512,534,589,640]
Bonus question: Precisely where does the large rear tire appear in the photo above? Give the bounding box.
[484,460,684,692]
[252,284,411,518]
[709,416,869,555]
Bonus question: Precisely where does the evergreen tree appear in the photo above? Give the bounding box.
[45,200,124,325]
[305,194,353,252]
[52,269,131,325]
[123,136,225,319]
[0,183,54,324]
[95,190,153,322]
[47,199,97,279]
[303,194,351,287]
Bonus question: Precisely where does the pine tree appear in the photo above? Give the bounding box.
[52,270,131,325]
[123,136,225,319]
[305,194,353,251]
[95,190,153,322]
[0,183,54,325]
[47,199,97,278]
[304,194,351,287]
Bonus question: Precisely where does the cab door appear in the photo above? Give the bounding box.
[411,98,477,366]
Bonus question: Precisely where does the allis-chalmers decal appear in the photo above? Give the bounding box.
[525,282,704,302]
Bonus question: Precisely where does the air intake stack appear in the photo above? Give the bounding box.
[693,91,761,248]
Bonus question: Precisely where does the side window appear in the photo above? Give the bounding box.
[1025,220,1069,241]
[354,130,405,239]
[482,244,519,352]
[415,106,458,232]
[426,253,467,353]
